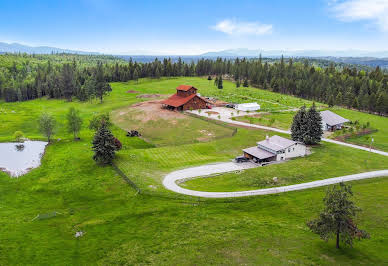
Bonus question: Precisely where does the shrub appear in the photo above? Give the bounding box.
[14,131,24,142]
[113,137,122,151]
[89,113,112,130]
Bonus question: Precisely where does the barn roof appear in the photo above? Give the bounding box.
[176,85,196,91]
[320,110,349,126]
[162,94,198,107]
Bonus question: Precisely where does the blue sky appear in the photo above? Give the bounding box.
[0,0,387,54]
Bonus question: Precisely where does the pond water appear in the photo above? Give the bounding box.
[0,141,48,177]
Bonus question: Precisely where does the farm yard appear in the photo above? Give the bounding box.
[0,77,388,264]
[111,100,235,146]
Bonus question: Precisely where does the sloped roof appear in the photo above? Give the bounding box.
[162,94,198,107]
[176,85,197,91]
[257,135,296,151]
[320,110,349,126]
[243,146,276,159]
[237,102,260,108]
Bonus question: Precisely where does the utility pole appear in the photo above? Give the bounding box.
[370,137,374,152]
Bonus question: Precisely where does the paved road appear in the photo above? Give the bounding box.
[161,110,388,198]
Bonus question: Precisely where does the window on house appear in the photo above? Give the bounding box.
[288,148,291,152]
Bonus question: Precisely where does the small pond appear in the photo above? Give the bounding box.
[0,141,48,177]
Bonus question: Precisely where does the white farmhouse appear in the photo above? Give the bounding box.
[243,135,306,163]
[320,110,349,131]
[235,102,260,112]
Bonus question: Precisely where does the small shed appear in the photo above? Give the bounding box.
[235,102,261,112]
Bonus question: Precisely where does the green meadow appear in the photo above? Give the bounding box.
[0,77,388,264]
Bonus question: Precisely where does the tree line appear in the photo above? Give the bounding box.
[1,54,387,114]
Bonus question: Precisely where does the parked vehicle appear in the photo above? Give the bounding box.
[225,104,235,108]
[235,156,249,163]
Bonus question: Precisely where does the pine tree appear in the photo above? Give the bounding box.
[94,62,112,103]
[214,76,218,86]
[307,183,369,249]
[305,103,323,144]
[352,97,360,110]
[376,93,385,115]
[335,92,343,106]
[328,95,335,107]
[236,79,240,88]
[92,122,116,164]
[217,76,223,89]
[291,105,308,142]
[60,63,76,101]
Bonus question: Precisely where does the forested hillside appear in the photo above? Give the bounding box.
[0,54,387,115]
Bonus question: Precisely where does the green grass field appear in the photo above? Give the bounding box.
[182,142,388,192]
[0,77,388,264]
[235,111,294,130]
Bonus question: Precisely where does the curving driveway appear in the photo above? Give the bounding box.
[163,164,388,198]
[162,110,388,198]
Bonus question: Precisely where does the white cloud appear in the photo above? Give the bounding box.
[331,0,388,31]
[211,19,272,36]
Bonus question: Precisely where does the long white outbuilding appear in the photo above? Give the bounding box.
[234,102,261,111]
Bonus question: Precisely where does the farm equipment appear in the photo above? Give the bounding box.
[126,130,141,137]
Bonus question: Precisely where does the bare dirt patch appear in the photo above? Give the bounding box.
[197,129,214,141]
[123,100,186,122]
[136,94,162,99]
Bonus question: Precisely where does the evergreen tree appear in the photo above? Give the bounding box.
[217,76,223,89]
[133,68,139,83]
[307,183,369,249]
[214,76,218,86]
[335,92,343,105]
[376,93,385,115]
[94,62,111,103]
[305,103,323,144]
[92,122,116,164]
[328,95,335,107]
[66,107,83,139]
[291,105,308,142]
[60,63,76,101]
[352,97,360,110]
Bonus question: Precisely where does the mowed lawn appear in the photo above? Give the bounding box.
[0,77,388,264]
[181,142,388,192]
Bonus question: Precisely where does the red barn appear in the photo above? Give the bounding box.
[162,85,210,111]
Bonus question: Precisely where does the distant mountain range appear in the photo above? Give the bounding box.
[1,42,388,68]
[200,48,388,58]
[0,42,99,55]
